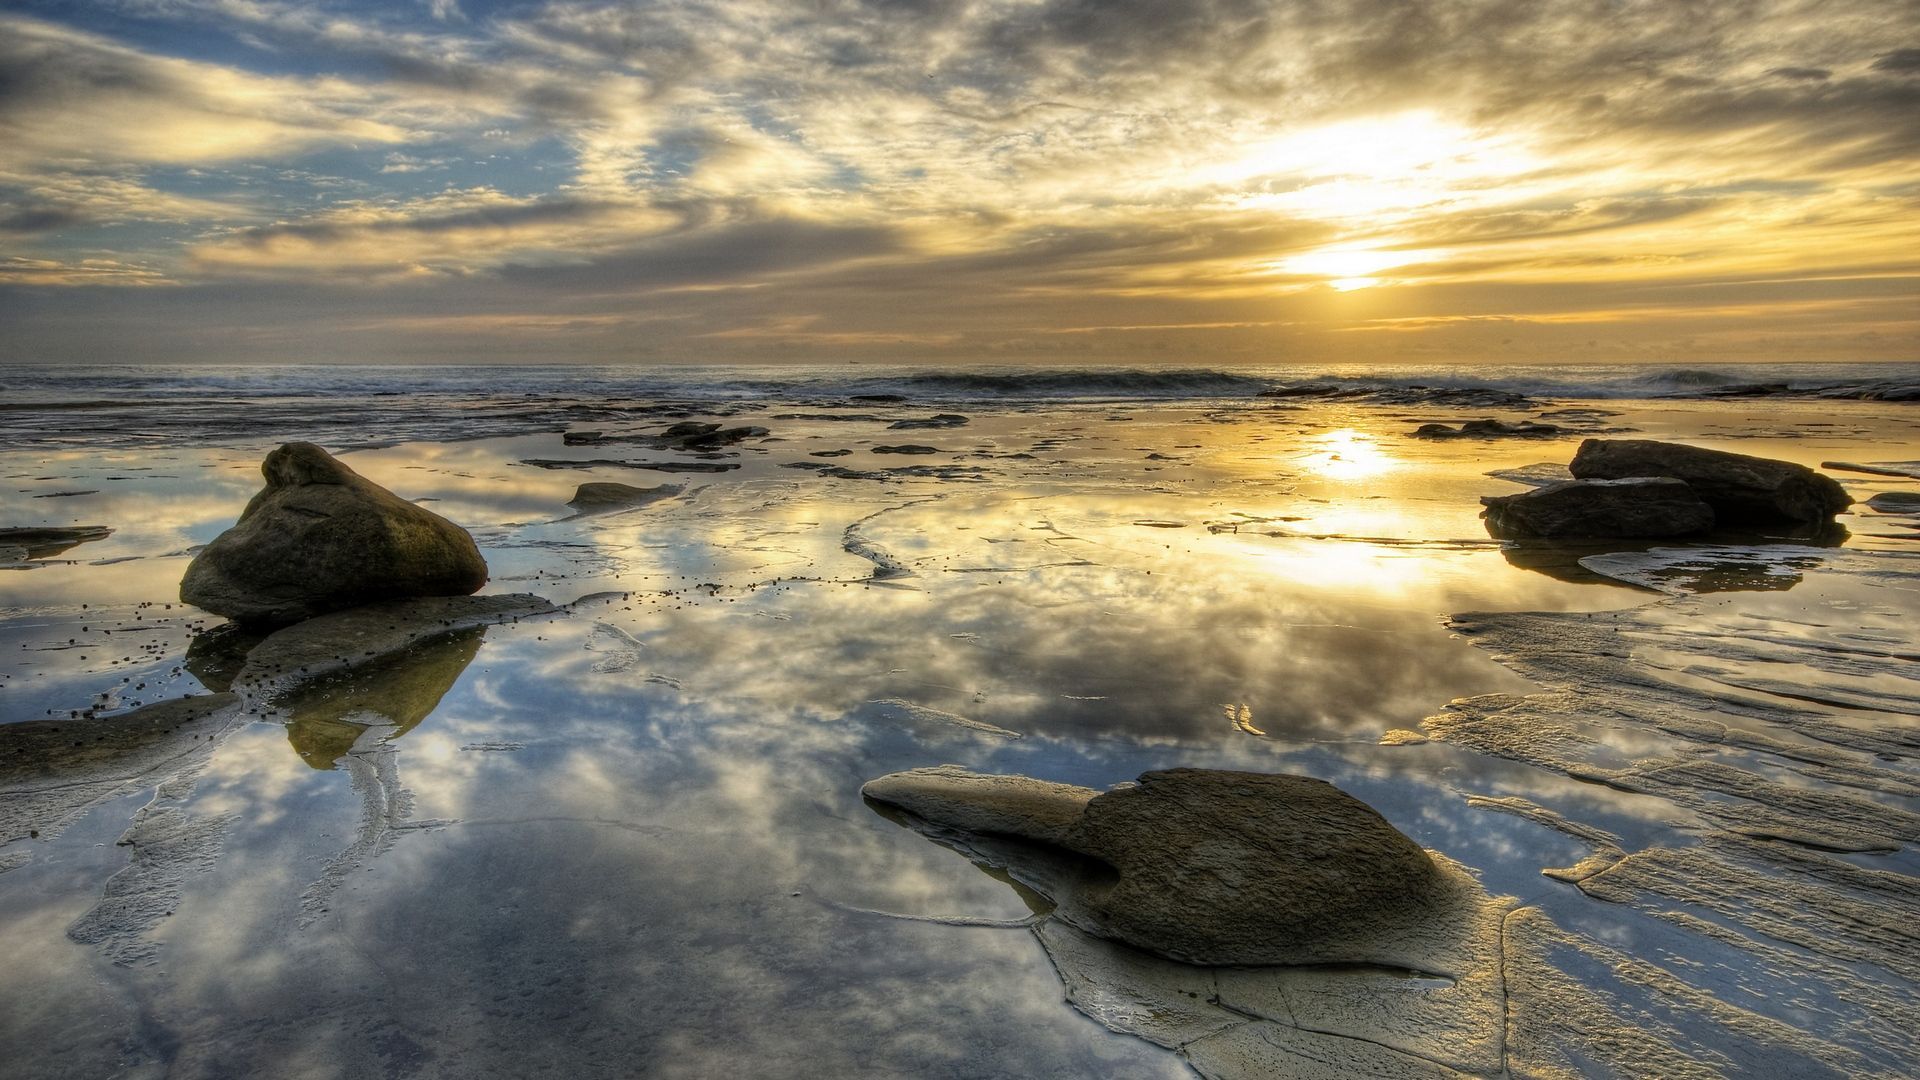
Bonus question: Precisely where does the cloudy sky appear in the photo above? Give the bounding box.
[2,0,1916,366]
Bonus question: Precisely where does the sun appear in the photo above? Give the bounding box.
[1273,246,1438,291]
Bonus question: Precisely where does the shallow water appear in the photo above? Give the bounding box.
[2,378,1918,1077]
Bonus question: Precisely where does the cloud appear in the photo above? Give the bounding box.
[188,188,680,278]
[1871,48,1920,74]
[0,16,413,168]
[0,0,1914,362]
[0,255,171,286]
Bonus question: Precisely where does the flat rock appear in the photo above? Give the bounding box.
[234,593,559,695]
[566,424,768,451]
[1822,460,1920,479]
[887,413,969,430]
[1485,462,1573,488]
[1572,439,1851,524]
[565,482,682,516]
[181,443,488,625]
[863,765,1448,967]
[521,458,740,473]
[0,693,242,871]
[1480,477,1715,539]
[871,444,941,455]
[0,525,113,559]
[1865,491,1920,513]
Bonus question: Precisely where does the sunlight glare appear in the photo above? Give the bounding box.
[1272,246,1441,290]
[1298,428,1397,481]
[1212,111,1545,222]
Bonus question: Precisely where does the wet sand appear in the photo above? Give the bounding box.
[2,385,1917,1078]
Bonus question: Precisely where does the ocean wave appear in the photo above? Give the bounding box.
[0,362,1911,452]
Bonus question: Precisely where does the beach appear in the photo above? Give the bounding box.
[2,363,1917,1078]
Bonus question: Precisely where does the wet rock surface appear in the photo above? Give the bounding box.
[180,443,488,625]
[0,693,241,865]
[1481,477,1715,539]
[1571,439,1851,524]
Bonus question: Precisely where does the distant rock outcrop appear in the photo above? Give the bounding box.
[180,442,488,625]
[863,766,1448,967]
[1481,478,1715,539]
[1571,439,1851,524]
[1413,419,1563,439]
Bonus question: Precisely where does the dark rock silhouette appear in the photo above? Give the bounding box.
[1481,477,1714,539]
[1571,439,1850,524]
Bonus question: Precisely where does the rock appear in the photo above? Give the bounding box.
[659,421,721,439]
[1485,462,1574,488]
[1480,478,1715,539]
[180,443,488,625]
[1572,439,1851,524]
[233,593,558,695]
[1866,492,1920,513]
[1413,419,1562,439]
[565,482,682,517]
[563,424,768,451]
[0,525,113,559]
[863,766,1448,967]
[520,459,740,473]
[1822,460,1920,479]
[870,444,940,455]
[887,413,969,430]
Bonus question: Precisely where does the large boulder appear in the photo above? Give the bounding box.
[181,442,488,625]
[1570,439,1851,524]
[864,766,1448,967]
[1481,477,1715,539]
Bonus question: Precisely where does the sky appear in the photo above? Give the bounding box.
[1,0,1916,366]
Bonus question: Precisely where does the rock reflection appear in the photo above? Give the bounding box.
[1499,524,1849,594]
[277,627,483,769]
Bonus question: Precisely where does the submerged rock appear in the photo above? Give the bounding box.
[1571,439,1851,524]
[863,766,1448,967]
[1480,477,1715,539]
[181,443,488,625]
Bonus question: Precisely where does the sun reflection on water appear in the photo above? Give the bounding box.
[1298,428,1397,481]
